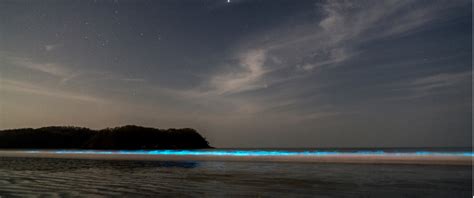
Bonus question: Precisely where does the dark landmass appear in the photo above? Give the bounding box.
[0,125,211,149]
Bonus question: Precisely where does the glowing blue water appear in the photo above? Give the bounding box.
[24,150,474,157]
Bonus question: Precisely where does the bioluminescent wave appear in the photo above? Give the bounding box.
[23,150,474,157]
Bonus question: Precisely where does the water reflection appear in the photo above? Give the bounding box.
[0,157,470,197]
[0,157,198,172]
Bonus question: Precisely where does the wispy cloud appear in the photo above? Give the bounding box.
[209,49,268,94]
[203,0,462,95]
[390,71,471,100]
[410,72,471,91]
[182,0,469,120]
[4,54,147,86]
[121,78,146,83]
[265,0,463,68]
[10,57,72,79]
[0,53,151,106]
[6,55,83,85]
[1,79,104,103]
[44,44,62,52]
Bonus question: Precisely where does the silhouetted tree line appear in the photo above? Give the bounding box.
[0,125,211,149]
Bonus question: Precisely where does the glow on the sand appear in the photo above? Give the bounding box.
[24,150,474,157]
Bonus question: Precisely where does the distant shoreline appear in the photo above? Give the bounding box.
[0,125,212,149]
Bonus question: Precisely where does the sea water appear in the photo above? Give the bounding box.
[0,148,471,197]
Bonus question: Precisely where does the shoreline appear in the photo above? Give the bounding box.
[0,150,471,166]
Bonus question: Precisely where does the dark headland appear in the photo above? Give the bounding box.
[0,125,211,149]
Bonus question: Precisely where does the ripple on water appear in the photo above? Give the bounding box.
[0,157,471,197]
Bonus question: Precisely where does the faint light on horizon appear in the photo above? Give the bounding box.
[23,150,474,157]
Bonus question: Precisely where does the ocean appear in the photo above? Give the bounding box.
[0,148,471,197]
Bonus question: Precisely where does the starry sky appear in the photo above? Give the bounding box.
[0,0,471,148]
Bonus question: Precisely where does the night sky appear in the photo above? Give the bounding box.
[0,0,471,148]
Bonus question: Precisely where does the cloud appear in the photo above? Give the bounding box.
[301,111,341,121]
[410,72,471,91]
[185,0,465,117]
[208,49,268,94]
[1,79,104,103]
[10,57,72,78]
[249,1,464,88]
[298,48,352,71]
[5,54,148,86]
[44,44,62,51]
[8,56,86,86]
[121,78,146,83]
[237,0,466,74]
[390,71,471,100]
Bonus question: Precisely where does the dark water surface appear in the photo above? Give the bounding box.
[0,157,471,197]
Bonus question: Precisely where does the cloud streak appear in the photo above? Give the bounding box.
[209,49,268,95]
[1,79,104,103]
[10,57,73,79]
[389,71,472,100]
[202,0,465,97]
[44,44,62,52]
[188,0,467,118]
